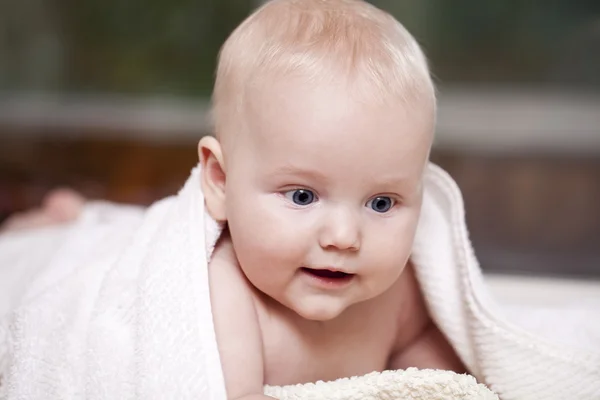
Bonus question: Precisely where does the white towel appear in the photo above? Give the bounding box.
[413,165,599,399]
[264,369,498,399]
[0,163,598,400]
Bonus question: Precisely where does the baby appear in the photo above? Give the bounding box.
[2,0,464,398]
[192,0,466,397]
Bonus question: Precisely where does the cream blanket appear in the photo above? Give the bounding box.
[0,163,598,400]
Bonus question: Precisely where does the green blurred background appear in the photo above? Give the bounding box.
[2,0,599,94]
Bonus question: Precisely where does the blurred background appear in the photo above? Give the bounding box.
[1,0,599,278]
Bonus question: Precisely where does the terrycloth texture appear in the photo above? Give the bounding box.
[264,369,498,400]
[412,166,600,399]
[0,163,598,400]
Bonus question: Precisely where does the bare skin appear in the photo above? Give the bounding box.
[198,67,466,399]
[210,230,464,397]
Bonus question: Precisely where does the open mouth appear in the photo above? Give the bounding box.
[301,267,354,280]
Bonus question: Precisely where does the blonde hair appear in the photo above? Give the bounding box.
[212,0,435,141]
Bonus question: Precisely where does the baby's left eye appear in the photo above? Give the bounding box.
[366,196,395,213]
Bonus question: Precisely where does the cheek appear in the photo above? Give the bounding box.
[365,211,420,273]
[226,192,312,268]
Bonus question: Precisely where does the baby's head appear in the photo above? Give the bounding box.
[200,0,435,321]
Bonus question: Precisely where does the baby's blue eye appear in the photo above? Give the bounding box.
[285,189,316,206]
[367,196,394,213]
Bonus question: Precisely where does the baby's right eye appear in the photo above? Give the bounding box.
[284,189,317,206]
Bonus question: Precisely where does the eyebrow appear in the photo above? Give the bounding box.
[271,164,331,183]
[272,164,417,192]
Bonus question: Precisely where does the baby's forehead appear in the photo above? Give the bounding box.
[237,87,432,171]
[247,74,432,120]
[243,81,433,142]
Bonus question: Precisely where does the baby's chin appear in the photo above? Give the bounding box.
[285,296,356,322]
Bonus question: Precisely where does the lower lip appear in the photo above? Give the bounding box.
[300,268,355,289]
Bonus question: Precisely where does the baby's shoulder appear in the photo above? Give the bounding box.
[209,232,246,279]
[208,233,256,303]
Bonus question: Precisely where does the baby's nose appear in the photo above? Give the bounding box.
[318,207,361,251]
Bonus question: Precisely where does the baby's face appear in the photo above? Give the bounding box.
[224,79,433,321]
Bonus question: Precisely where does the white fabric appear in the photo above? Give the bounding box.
[264,369,498,399]
[0,163,598,400]
[412,165,600,399]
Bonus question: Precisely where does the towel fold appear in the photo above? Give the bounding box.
[0,163,598,400]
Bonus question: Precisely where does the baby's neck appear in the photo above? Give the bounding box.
[253,283,394,338]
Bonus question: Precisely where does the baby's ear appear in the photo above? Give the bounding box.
[198,136,227,221]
